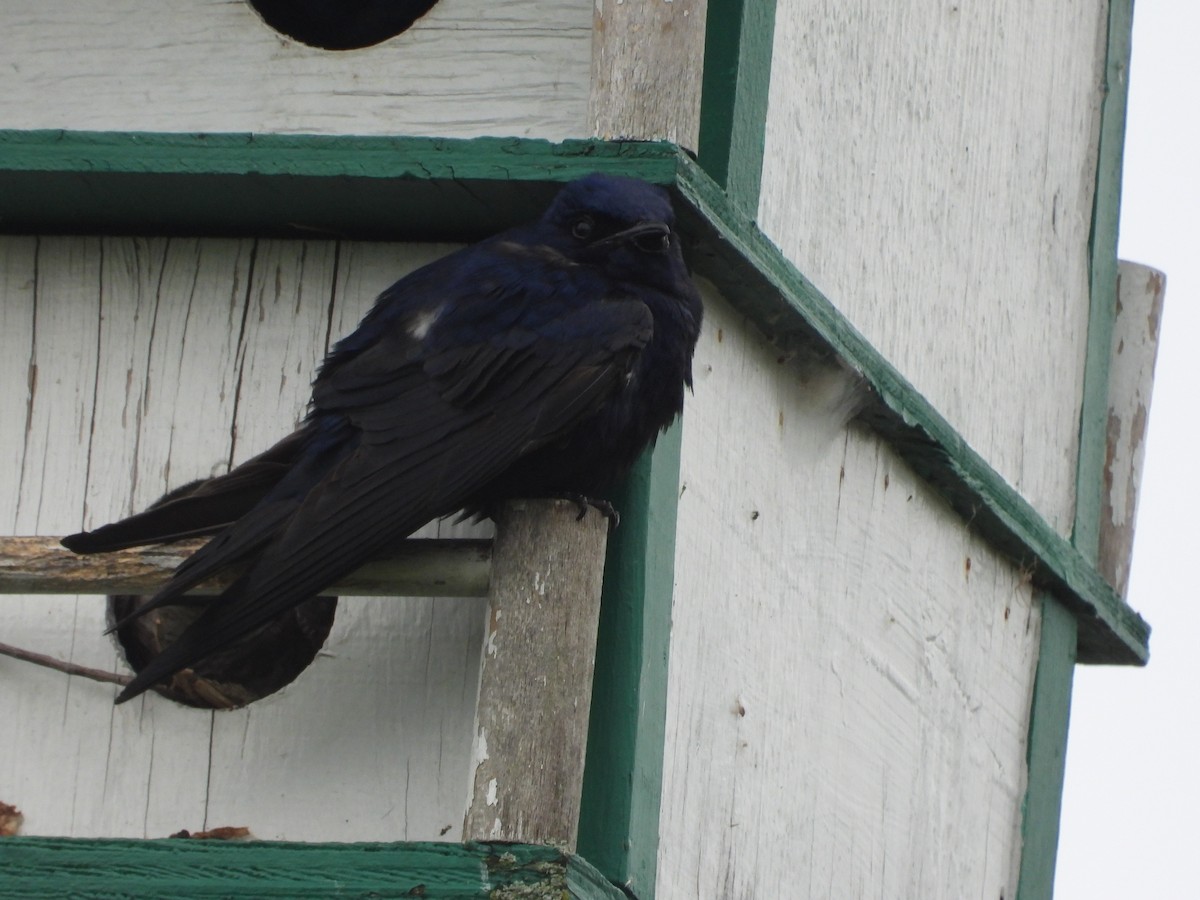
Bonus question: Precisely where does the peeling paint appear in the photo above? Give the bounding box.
[485,607,501,657]
[473,728,490,770]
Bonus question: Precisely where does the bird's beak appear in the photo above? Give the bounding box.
[593,221,672,254]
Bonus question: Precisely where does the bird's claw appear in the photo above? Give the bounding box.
[562,494,620,532]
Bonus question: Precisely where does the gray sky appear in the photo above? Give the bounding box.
[1055,2,1200,896]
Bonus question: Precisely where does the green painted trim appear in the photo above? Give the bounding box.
[0,130,679,241]
[578,424,683,899]
[1074,0,1134,561]
[1016,597,1078,900]
[697,0,743,187]
[0,130,679,180]
[0,838,628,899]
[1017,4,1136,895]
[672,154,1148,665]
[0,129,1148,664]
[697,0,778,210]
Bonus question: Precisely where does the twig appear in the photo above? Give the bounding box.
[0,640,131,686]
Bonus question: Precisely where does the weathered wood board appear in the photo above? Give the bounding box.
[757,0,1109,535]
[589,0,707,148]
[1100,261,1165,596]
[0,536,491,599]
[657,291,1040,897]
[463,500,609,851]
[0,0,592,140]
[0,235,489,841]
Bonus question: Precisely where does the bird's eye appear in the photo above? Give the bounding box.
[633,230,671,255]
[571,216,594,241]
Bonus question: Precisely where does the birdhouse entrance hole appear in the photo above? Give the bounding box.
[246,0,442,50]
[109,590,337,710]
[106,483,338,710]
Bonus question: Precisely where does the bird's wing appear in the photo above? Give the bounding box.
[115,294,652,702]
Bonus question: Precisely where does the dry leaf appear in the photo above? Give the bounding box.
[170,826,252,840]
[0,802,24,837]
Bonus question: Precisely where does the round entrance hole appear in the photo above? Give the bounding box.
[247,0,441,50]
[108,482,337,710]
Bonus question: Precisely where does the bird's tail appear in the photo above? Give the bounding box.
[62,428,311,553]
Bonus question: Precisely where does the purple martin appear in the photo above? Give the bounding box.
[63,174,704,703]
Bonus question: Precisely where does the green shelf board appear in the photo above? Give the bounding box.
[0,837,628,899]
[0,130,681,241]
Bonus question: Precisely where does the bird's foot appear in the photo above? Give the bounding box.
[562,494,620,531]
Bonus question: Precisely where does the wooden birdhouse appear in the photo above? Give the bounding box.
[0,2,1159,898]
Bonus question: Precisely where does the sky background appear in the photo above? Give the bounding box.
[1055,2,1199,896]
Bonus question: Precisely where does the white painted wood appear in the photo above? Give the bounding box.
[81,238,230,838]
[757,0,1110,534]
[0,0,592,140]
[0,237,211,839]
[1100,261,1166,596]
[203,237,486,842]
[0,235,492,842]
[658,292,1040,898]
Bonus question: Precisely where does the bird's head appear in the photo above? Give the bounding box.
[542,174,688,289]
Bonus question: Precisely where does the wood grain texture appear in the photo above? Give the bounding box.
[0,235,492,842]
[0,536,490,598]
[589,0,707,148]
[756,0,1110,535]
[1099,262,1165,596]
[656,293,1040,898]
[0,0,591,140]
[464,499,609,850]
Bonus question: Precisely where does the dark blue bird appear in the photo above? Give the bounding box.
[62,174,704,704]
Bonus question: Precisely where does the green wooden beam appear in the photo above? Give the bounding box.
[0,130,679,242]
[1016,597,1078,900]
[697,0,778,210]
[0,838,628,899]
[578,424,683,898]
[1017,2,1137,896]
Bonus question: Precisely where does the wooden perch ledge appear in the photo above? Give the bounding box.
[0,536,492,598]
